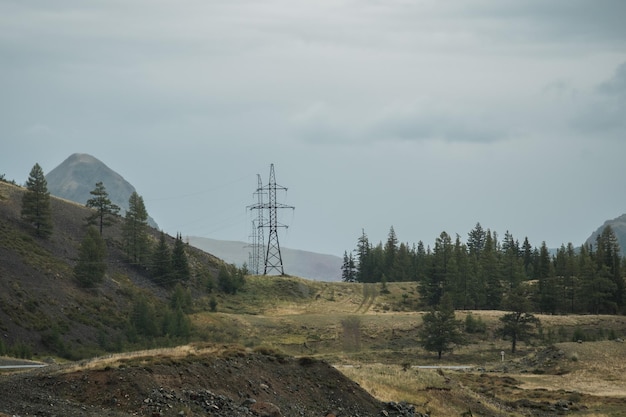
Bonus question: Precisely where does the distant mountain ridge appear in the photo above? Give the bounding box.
[187,236,342,281]
[46,153,159,228]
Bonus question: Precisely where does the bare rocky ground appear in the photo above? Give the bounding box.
[0,348,424,417]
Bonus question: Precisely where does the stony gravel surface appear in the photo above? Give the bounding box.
[0,351,427,417]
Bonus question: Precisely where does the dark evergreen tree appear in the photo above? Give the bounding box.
[74,227,107,288]
[393,242,414,282]
[521,237,534,278]
[501,231,524,291]
[122,191,150,264]
[85,182,120,235]
[467,222,486,258]
[414,241,428,282]
[171,233,191,283]
[422,231,453,306]
[595,226,624,311]
[218,265,245,294]
[21,163,52,238]
[418,294,465,359]
[151,231,172,286]
[481,230,503,309]
[578,244,613,314]
[341,251,357,282]
[451,235,470,309]
[498,289,540,353]
[537,242,557,314]
[564,242,579,313]
[384,226,399,278]
[355,230,374,283]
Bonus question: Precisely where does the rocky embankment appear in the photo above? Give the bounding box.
[0,350,427,417]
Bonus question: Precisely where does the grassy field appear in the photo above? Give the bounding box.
[191,275,626,416]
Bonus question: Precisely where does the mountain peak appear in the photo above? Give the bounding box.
[46,153,158,228]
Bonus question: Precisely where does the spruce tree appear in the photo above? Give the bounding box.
[341,251,356,282]
[21,163,53,238]
[596,226,624,311]
[423,231,452,306]
[498,289,540,353]
[86,182,120,235]
[171,233,190,283]
[123,191,150,264]
[151,231,172,286]
[418,294,465,359]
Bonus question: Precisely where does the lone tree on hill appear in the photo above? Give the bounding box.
[419,293,465,359]
[21,163,53,238]
[86,181,120,235]
[497,289,540,353]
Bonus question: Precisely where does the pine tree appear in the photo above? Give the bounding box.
[537,242,557,314]
[481,230,503,309]
[451,235,470,309]
[384,226,399,278]
[423,231,453,306]
[467,222,486,258]
[74,227,107,288]
[123,191,150,264]
[85,182,120,235]
[341,251,357,282]
[596,226,624,311]
[171,233,191,283]
[355,230,373,283]
[521,237,534,278]
[21,163,53,238]
[419,294,465,359]
[498,289,540,353]
[151,231,172,286]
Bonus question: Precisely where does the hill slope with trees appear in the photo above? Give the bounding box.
[0,178,235,359]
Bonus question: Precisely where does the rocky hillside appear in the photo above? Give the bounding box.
[0,345,420,417]
[45,153,159,228]
[0,180,222,358]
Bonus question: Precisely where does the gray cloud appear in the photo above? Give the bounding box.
[572,61,626,135]
[2,1,626,256]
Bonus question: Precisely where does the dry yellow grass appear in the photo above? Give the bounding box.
[56,344,237,374]
[516,341,626,397]
[336,364,520,416]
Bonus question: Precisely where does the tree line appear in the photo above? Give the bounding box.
[342,223,625,315]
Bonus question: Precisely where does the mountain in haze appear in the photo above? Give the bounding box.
[585,213,626,256]
[187,236,342,281]
[45,153,159,228]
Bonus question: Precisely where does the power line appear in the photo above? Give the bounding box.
[248,164,294,276]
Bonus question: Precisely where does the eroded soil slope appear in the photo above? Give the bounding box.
[0,347,419,417]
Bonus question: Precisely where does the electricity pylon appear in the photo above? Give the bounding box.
[249,164,294,275]
[248,174,265,275]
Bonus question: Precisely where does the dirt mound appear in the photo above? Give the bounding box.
[0,347,422,417]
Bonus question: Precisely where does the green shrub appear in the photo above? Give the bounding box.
[464,313,487,334]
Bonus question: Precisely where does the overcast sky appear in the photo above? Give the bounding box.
[2,0,626,257]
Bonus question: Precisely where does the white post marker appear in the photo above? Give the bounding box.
[500,351,505,362]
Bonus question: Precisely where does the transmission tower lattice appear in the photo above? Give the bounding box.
[248,174,265,275]
[249,164,294,275]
